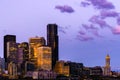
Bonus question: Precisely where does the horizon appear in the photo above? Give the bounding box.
[0,0,120,70]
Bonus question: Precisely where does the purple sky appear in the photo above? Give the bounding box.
[0,0,120,70]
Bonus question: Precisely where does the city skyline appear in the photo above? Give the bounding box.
[0,0,120,70]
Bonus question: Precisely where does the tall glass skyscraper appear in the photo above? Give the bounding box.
[4,35,16,63]
[47,24,59,69]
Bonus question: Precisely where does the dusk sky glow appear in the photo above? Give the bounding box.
[0,0,120,70]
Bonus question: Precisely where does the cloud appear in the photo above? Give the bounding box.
[86,0,115,10]
[82,24,103,37]
[112,26,120,35]
[58,26,67,34]
[100,10,119,19]
[81,1,91,7]
[82,24,98,30]
[89,15,111,28]
[90,29,103,37]
[76,34,94,41]
[78,30,86,35]
[76,29,94,41]
[117,17,120,25]
[55,5,74,13]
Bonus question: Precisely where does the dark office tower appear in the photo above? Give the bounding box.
[4,35,16,63]
[19,42,29,62]
[47,24,59,69]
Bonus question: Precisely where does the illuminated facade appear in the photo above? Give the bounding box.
[7,42,18,64]
[103,54,111,76]
[8,62,17,79]
[19,42,29,62]
[47,24,59,69]
[54,61,69,76]
[37,46,52,71]
[29,37,46,68]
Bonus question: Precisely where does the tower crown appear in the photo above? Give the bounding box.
[106,54,110,59]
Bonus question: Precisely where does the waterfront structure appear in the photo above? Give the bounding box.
[37,46,52,71]
[47,24,59,69]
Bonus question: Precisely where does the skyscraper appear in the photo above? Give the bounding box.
[4,35,16,63]
[29,36,46,69]
[47,24,59,69]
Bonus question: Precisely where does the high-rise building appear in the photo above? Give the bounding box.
[7,42,18,64]
[37,46,52,71]
[29,36,46,69]
[103,54,111,76]
[19,42,29,62]
[47,24,59,69]
[4,35,16,63]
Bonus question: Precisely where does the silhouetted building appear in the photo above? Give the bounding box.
[67,61,83,77]
[4,35,16,63]
[47,24,59,69]
[89,66,103,76]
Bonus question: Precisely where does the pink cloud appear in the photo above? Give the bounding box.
[112,26,120,34]
[55,5,74,13]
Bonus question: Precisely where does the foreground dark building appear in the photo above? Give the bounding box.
[4,35,16,63]
[47,24,59,69]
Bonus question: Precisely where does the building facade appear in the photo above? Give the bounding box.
[37,46,52,71]
[4,35,16,63]
[29,37,46,69]
[47,24,59,69]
